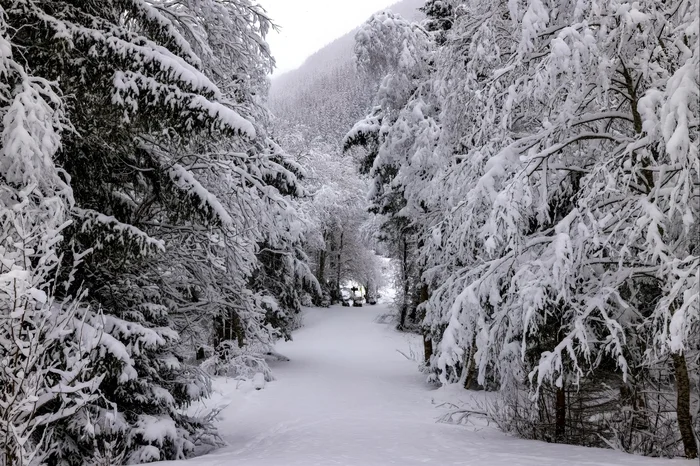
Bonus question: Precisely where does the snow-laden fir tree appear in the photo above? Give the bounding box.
[1,0,316,463]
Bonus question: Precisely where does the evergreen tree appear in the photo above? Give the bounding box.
[1,0,315,463]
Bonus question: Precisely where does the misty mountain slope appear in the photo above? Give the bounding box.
[272,0,424,88]
[269,0,425,145]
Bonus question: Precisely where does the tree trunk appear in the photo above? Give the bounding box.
[555,385,566,442]
[419,284,429,305]
[423,335,433,364]
[463,336,478,389]
[335,231,344,299]
[317,248,326,285]
[672,352,698,459]
[398,237,409,330]
[419,284,431,364]
[398,306,408,330]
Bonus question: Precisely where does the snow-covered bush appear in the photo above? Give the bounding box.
[0,223,102,466]
[202,341,275,383]
[300,293,314,307]
[0,16,102,463]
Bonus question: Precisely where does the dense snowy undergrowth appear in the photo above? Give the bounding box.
[162,305,694,466]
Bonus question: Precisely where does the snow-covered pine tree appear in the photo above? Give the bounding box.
[162,0,319,350]
[250,141,321,338]
[2,0,315,463]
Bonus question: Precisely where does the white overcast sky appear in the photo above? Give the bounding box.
[259,0,401,75]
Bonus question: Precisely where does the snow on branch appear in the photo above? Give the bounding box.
[76,208,165,253]
[112,71,255,137]
[168,164,233,227]
[121,0,202,68]
[26,4,221,97]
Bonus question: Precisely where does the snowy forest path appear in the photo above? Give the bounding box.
[167,305,692,466]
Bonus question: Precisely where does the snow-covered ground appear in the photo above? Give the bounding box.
[164,305,692,466]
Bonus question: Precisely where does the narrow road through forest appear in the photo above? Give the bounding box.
[167,305,691,466]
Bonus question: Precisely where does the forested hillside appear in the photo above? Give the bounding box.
[269,0,425,145]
